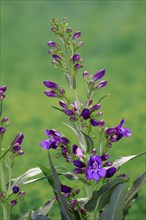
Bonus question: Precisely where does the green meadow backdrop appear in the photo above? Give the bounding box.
[1,1,145,219]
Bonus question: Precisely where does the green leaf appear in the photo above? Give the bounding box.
[18,210,32,220]
[100,182,129,220]
[35,199,56,216]
[64,123,86,151]
[12,167,42,187]
[111,152,146,169]
[84,176,128,212]
[124,171,146,215]
[48,153,75,220]
[81,131,94,153]
[97,188,114,211]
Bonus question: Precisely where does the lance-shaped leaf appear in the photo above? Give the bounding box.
[97,188,114,211]
[111,152,146,169]
[84,176,128,212]
[81,131,94,153]
[64,123,86,151]
[123,171,146,215]
[12,167,42,187]
[100,181,129,220]
[18,210,32,220]
[35,198,56,216]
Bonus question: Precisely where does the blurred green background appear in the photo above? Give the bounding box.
[1,0,145,219]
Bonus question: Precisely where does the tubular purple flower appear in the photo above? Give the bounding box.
[52,54,61,60]
[72,53,80,62]
[44,90,57,97]
[81,108,91,120]
[74,160,86,168]
[48,41,57,47]
[73,31,81,40]
[43,80,58,89]
[93,69,105,81]
[97,80,108,89]
[106,167,117,178]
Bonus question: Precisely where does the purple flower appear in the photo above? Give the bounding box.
[93,69,105,81]
[73,31,81,40]
[106,118,131,142]
[72,144,84,157]
[44,90,57,97]
[40,129,69,150]
[106,167,117,178]
[59,100,67,108]
[11,133,24,146]
[97,80,107,89]
[91,104,101,111]
[12,186,20,194]
[48,41,57,47]
[91,119,99,126]
[63,109,74,116]
[72,53,80,62]
[74,160,86,168]
[86,156,106,181]
[82,108,91,120]
[43,80,58,89]
[61,184,72,193]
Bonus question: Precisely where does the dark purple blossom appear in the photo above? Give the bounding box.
[72,53,80,62]
[106,118,131,142]
[44,90,57,97]
[43,80,58,89]
[93,69,105,81]
[97,80,107,89]
[106,167,117,178]
[73,31,81,40]
[82,108,91,120]
[86,156,106,181]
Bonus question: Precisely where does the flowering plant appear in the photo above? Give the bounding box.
[0,17,145,220]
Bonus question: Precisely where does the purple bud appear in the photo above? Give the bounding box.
[83,71,88,77]
[97,80,107,89]
[75,188,80,195]
[12,144,21,152]
[70,200,77,207]
[11,200,17,206]
[80,208,86,215]
[52,60,56,65]
[73,31,81,40]
[81,108,91,120]
[86,99,93,106]
[70,116,75,122]
[59,100,67,108]
[44,90,57,97]
[98,112,103,116]
[0,86,7,92]
[92,148,97,155]
[60,137,69,145]
[59,88,65,95]
[74,63,81,69]
[93,69,105,81]
[2,117,8,123]
[0,126,6,134]
[61,184,72,193]
[74,168,84,174]
[48,41,57,47]
[91,119,99,126]
[91,104,101,111]
[48,49,53,54]
[18,150,24,156]
[118,174,126,178]
[74,160,85,168]
[19,191,25,197]
[11,133,24,146]
[64,109,74,116]
[99,119,105,127]
[105,161,113,166]
[101,154,109,161]
[52,54,61,60]
[43,80,58,89]
[77,41,84,47]
[51,27,56,32]
[108,143,112,147]
[12,186,19,194]
[72,53,80,62]
[66,27,72,33]
[0,192,3,198]
[106,167,116,178]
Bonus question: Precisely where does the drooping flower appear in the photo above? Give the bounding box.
[106,118,131,142]
[40,129,69,150]
[86,156,106,181]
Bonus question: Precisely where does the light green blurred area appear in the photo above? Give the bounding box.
[1,1,145,219]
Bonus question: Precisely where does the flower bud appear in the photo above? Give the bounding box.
[59,100,67,108]
[101,154,109,161]
[43,80,58,89]
[66,27,72,33]
[81,108,91,120]
[11,133,24,146]
[93,69,105,81]
[48,41,57,47]
[12,186,19,194]
[91,119,99,126]
[52,54,61,60]
[91,104,101,111]
[44,90,57,97]
[2,117,8,123]
[83,71,88,77]
[0,126,6,134]
[74,63,81,69]
[11,200,17,206]
[106,167,116,178]
[73,31,81,40]
[72,53,80,62]
[105,161,113,166]
[97,80,107,89]
[0,85,7,92]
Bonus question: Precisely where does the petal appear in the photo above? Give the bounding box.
[40,140,52,150]
[86,168,93,180]
[92,171,100,181]
[98,168,106,177]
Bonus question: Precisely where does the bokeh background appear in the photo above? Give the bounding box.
[1,0,145,219]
